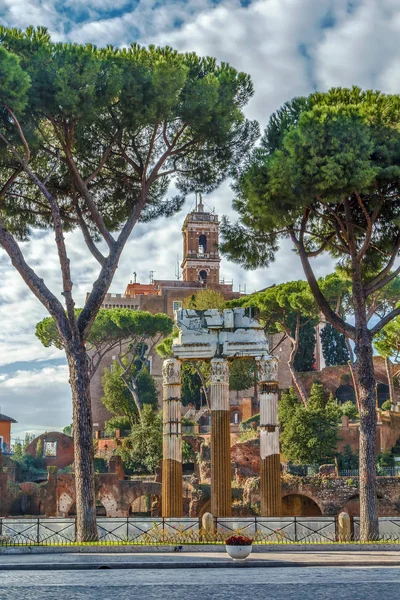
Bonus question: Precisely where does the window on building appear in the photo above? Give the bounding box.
[198,234,207,254]
[44,441,57,457]
[173,301,182,313]
[146,356,153,374]
[230,410,241,424]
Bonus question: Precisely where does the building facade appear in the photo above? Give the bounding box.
[90,200,243,433]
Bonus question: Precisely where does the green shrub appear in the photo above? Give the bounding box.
[381,400,392,411]
[340,401,359,420]
[239,413,259,431]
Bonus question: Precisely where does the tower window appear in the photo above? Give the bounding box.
[198,234,207,254]
[199,270,208,284]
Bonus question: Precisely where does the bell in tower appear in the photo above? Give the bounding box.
[181,195,220,285]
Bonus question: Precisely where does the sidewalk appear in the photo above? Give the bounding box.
[0,548,400,569]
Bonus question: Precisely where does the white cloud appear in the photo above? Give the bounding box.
[0,365,72,438]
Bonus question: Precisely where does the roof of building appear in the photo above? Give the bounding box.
[0,413,17,423]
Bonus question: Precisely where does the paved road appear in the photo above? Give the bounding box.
[3,567,400,599]
[1,550,400,567]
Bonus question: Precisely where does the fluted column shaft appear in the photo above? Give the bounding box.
[258,357,281,517]
[210,358,232,517]
[162,358,182,517]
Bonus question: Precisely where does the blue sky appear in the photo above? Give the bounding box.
[1,0,400,437]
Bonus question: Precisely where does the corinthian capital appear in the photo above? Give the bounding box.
[162,358,181,385]
[257,355,279,383]
[210,358,229,384]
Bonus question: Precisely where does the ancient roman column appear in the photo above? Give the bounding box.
[162,358,183,517]
[258,356,281,516]
[210,358,232,517]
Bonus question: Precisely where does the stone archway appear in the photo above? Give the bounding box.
[377,383,390,408]
[282,494,322,516]
[129,494,161,517]
[115,482,162,517]
[335,384,356,405]
[58,492,75,517]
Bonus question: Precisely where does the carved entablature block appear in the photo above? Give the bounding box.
[162,358,181,386]
[257,355,279,383]
[210,358,229,384]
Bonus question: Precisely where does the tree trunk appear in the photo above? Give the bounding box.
[385,357,395,407]
[354,313,379,540]
[287,319,308,406]
[66,342,98,542]
[287,360,308,406]
[347,359,361,412]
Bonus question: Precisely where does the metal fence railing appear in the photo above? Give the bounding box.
[282,464,319,476]
[1,516,400,546]
[339,467,400,477]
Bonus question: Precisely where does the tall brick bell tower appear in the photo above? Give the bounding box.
[181,195,220,285]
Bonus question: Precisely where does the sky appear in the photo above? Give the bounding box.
[1,0,400,438]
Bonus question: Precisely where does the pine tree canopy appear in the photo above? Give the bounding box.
[321,323,350,366]
[221,87,400,341]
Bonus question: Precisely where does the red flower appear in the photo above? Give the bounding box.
[225,534,253,546]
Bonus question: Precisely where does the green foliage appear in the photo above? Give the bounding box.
[36,309,173,364]
[221,87,400,336]
[22,433,35,451]
[338,444,359,470]
[182,440,196,463]
[229,358,256,392]
[340,400,359,420]
[278,387,300,428]
[239,413,260,431]
[381,400,392,411]
[0,27,258,238]
[116,405,162,474]
[239,428,259,442]
[376,450,395,469]
[321,324,350,367]
[292,318,316,372]
[227,280,317,337]
[63,424,73,436]
[35,438,43,458]
[279,383,340,465]
[13,443,23,461]
[155,329,179,359]
[11,452,46,481]
[104,415,132,435]
[226,280,318,388]
[0,45,31,112]
[183,289,226,310]
[374,316,400,370]
[93,458,108,474]
[102,361,158,426]
[181,362,203,407]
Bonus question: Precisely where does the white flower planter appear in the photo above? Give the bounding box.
[225,544,252,560]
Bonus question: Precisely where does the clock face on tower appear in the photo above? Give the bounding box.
[181,197,221,285]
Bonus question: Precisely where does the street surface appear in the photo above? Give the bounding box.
[2,567,400,599]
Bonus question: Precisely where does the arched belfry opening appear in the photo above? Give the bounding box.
[199,270,208,284]
[198,234,207,254]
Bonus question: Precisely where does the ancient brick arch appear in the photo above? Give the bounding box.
[112,481,162,516]
[55,475,163,517]
[281,493,323,516]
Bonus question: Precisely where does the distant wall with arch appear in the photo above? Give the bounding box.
[298,356,399,403]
